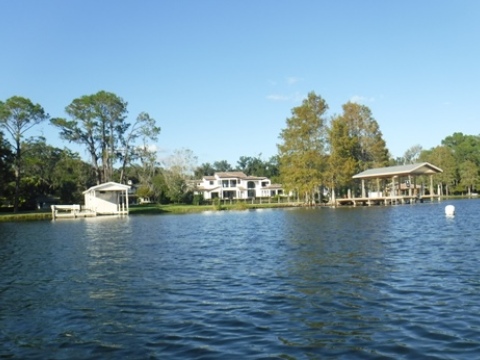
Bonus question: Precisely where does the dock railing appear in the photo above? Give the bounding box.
[51,205,97,219]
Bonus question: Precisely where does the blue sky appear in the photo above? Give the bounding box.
[2,1,479,167]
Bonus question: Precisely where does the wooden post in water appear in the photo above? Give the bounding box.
[125,189,129,213]
[391,176,396,205]
[430,175,434,202]
[408,176,412,197]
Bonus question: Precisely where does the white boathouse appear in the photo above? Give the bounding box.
[83,182,131,215]
[51,181,131,219]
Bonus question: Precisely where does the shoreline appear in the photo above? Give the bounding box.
[1,196,473,223]
[0,202,305,223]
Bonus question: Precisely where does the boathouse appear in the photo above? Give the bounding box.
[83,182,131,215]
[336,162,443,206]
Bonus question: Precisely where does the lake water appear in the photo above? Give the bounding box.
[1,199,480,359]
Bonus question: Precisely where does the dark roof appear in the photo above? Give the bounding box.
[352,162,443,180]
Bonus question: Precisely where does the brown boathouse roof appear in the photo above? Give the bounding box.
[352,162,443,180]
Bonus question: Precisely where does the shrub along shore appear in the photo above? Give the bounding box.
[0,202,303,222]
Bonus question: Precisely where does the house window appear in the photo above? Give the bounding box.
[230,180,237,187]
[262,181,269,187]
[211,192,219,199]
[222,180,229,188]
[209,180,214,185]
[223,190,236,199]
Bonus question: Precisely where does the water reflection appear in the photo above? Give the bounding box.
[270,208,388,355]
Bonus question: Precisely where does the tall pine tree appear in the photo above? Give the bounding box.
[277,92,328,205]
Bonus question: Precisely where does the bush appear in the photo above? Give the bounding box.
[233,201,248,210]
[182,190,194,204]
[212,197,223,210]
[192,194,204,205]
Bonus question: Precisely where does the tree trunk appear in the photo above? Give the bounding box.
[13,141,21,213]
[13,168,20,213]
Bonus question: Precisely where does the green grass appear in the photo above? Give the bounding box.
[129,204,214,214]
[0,202,302,222]
[129,202,298,214]
[0,210,52,222]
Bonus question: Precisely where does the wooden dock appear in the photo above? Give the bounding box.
[336,194,441,206]
[51,205,97,219]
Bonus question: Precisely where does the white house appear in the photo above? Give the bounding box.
[83,182,131,215]
[193,172,283,200]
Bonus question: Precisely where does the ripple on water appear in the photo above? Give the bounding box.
[2,202,480,358]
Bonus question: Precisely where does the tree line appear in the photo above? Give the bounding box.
[0,91,280,211]
[277,91,480,203]
[277,91,390,204]
[1,91,479,212]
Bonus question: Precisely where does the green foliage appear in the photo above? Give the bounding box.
[136,184,154,200]
[336,102,389,172]
[165,173,187,204]
[0,132,14,203]
[151,173,169,204]
[415,133,480,195]
[0,96,49,212]
[213,160,232,172]
[236,154,279,179]
[277,91,328,205]
[442,133,480,164]
[326,115,357,194]
[21,139,95,205]
[401,144,423,165]
[194,162,215,178]
[118,111,161,184]
[212,197,224,210]
[182,190,194,204]
[51,91,129,184]
[4,89,480,209]
[233,200,248,210]
[193,193,204,205]
[459,160,479,195]
[419,145,457,195]
[323,102,389,202]
[237,155,264,175]
[162,148,198,204]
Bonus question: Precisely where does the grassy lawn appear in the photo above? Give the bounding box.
[129,201,300,214]
[129,204,213,214]
[0,210,53,222]
[0,201,301,222]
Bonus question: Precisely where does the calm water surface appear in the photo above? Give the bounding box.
[1,199,480,359]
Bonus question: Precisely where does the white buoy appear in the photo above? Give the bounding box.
[445,205,455,216]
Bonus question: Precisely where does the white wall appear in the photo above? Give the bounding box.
[84,191,119,214]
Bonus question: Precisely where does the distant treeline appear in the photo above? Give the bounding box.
[1,91,478,212]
